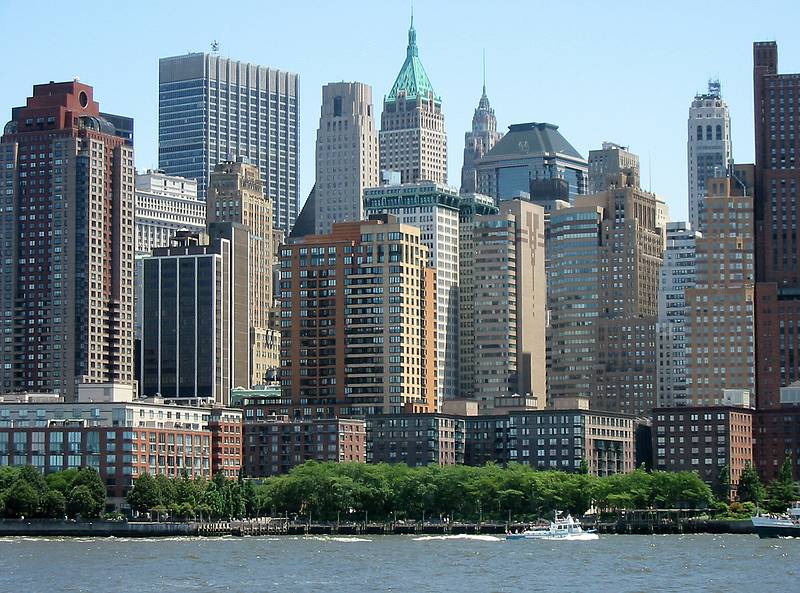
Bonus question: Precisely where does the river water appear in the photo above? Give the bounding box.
[0,534,797,592]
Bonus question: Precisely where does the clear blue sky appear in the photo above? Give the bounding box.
[2,0,799,222]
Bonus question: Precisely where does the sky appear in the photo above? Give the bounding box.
[2,0,800,223]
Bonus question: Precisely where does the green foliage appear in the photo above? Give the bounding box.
[766,456,800,512]
[67,485,103,518]
[39,490,66,518]
[2,479,39,518]
[737,463,766,504]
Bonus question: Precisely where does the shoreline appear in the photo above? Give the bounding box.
[0,518,756,538]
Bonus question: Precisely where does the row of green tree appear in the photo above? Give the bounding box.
[0,466,107,519]
[735,458,800,512]
[126,462,720,521]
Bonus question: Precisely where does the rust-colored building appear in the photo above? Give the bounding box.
[278,215,437,418]
[653,406,753,498]
[0,82,135,400]
[241,413,366,477]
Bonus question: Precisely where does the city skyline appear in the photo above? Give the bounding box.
[2,1,799,224]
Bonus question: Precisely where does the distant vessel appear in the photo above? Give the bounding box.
[506,513,598,540]
[752,501,800,538]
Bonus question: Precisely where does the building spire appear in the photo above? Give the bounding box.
[407,8,418,58]
[482,48,486,96]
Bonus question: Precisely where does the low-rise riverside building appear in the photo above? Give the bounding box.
[652,406,753,498]
[464,398,639,475]
[365,414,465,466]
[0,384,242,508]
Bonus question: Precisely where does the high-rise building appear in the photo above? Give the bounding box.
[380,17,447,184]
[588,142,640,194]
[140,225,250,405]
[469,200,547,412]
[207,160,276,386]
[134,170,205,255]
[278,216,437,417]
[549,169,666,415]
[547,204,604,403]
[457,193,499,398]
[656,222,700,408]
[364,182,460,406]
[685,170,755,407]
[460,77,502,194]
[158,52,299,232]
[0,82,135,400]
[753,42,800,410]
[475,122,588,202]
[314,82,379,234]
[687,80,732,232]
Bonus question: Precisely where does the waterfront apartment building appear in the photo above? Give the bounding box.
[158,52,299,232]
[653,406,753,499]
[314,82,379,234]
[134,170,205,255]
[380,19,447,184]
[0,385,242,508]
[0,81,135,400]
[656,222,700,408]
[468,200,547,412]
[475,122,588,202]
[688,80,732,232]
[588,142,640,194]
[460,82,502,194]
[365,413,464,466]
[464,399,639,476]
[457,193,499,398]
[685,171,755,407]
[208,160,276,386]
[140,225,250,405]
[278,216,437,417]
[241,411,365,477]
[364,183,460,406]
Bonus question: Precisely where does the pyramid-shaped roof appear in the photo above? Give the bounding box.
[386,17,440,103]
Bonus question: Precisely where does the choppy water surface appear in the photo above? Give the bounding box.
[0,533,797,592]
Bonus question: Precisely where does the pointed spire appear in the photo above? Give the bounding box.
[482,49,487,96]
[407,8,418,58]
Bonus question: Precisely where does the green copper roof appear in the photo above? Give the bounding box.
[386,17,440,103]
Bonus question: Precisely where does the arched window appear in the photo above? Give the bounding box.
[706,125,712,141]
[697,125,703,140]
[716,125,722,140]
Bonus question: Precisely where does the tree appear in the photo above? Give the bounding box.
[127,474,162,514]
[39,490,66,518]
[67,485,103,518]
[766,456,800,512]
[715,465,732,503]
[737,463,766,504]
[2,479,39,518]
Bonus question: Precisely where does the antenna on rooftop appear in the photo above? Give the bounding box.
[211,40,220,53]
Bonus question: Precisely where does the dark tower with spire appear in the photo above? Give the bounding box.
[460,52,502,194]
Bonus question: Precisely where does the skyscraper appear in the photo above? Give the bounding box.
[686,169,755,407]
[278,216,437,417]
[469,200,547,412]
[460,72,502,194]
[549,170,667,415]
[364,182,460,407]
[588,142,640,194]
[656,222,700,408]
[134,170,205,255]
[687,80,732,232]
[207,160,275,386]
[158,52,299,232]
[753,41,800,411]
[314,82,379,234]
[140,225,250,405]
[0,82,135,399]
[475,122,588,202]
[380,17,447,184]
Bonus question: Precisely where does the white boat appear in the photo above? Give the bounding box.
[506,512,598,540]
[752,501,800,538]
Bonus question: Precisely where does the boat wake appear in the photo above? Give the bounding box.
[412,534,503,542]
[304,536,372,543]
